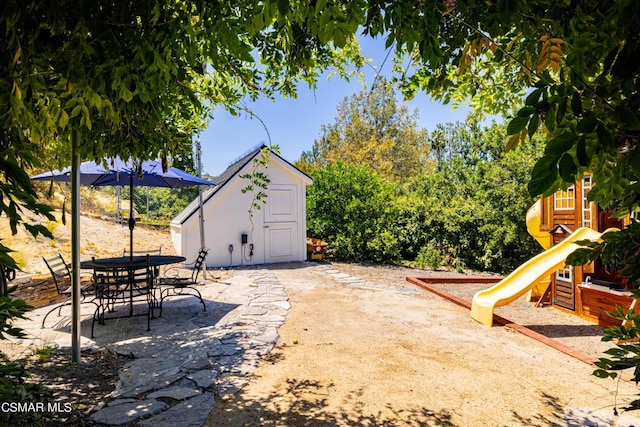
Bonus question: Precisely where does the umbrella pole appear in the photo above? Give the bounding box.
[70,130,81,363]
[129,176,134,260]
[195,138,208,279]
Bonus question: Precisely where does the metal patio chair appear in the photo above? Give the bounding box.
[0,263,16,297]
[123,246,163,279]
[123,246,162,257]
[156,248,208,315]
[90,256,156,337]
[41,253,94,328]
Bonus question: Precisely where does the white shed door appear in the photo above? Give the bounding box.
[263,185,299,263]
[264,222,298,263]
[264,185,297,222]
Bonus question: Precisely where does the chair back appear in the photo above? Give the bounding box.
[191,249,209,282]
[92,257,153,297]
[123,246,162,257]
[43,253,71,294]
[0,264,16,297]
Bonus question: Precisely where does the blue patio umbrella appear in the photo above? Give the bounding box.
[31,157,214,258]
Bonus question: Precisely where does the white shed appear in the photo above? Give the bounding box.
[170,146,312,267]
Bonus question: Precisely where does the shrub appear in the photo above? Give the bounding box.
[414,243,447,270]
[305,122,544,272]
[0,288,49,425]
[307,162,401,263]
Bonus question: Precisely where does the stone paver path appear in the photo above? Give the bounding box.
[13,267,290,426]
[94,268,289,426]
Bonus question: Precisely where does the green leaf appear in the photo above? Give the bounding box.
[558,153,577,182]
[528,155,559,196]
[507,115,529,135]
[577,115,598,134]
[597,125,615,149]
[505,133,520,151]
[517,106,536,117]
[528,114,539,139]
[251,12,265,31]
[90,92,102,108]
[525,88,543,106]
[122,88,133,102]
[59,110,69,128]
[278,0,289,16]
[546,130,577,158]
[571,93,582,116]
[334,31,346,48]
[566,247,598,266]
[496,0,518,25]
[615,106,640,131]
[318,13,332,42]
[70,104,82,118]
[576,137,589,166]
[263,2,277,24]
[557,97,568,123]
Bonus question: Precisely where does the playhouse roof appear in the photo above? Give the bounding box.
[171,145,311,225]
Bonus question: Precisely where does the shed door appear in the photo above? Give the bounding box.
[264,185,297,222]
[263,185,300,263]
[264,222,298,263]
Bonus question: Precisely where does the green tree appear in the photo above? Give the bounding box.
[2,0,364,258]
[298,78,432,181]
[415,122,544,273]
[306,122,544,270]
[307,162,400,262]
[469,126,546,272]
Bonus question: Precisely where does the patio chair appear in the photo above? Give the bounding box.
[41,253,94,328]
[0,263,16,297]
[90,256,156,338]
[123,246,162,257]
[124,246,163,278]
[156,248,208,315]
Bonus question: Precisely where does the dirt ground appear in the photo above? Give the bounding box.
[5,215,640,426]
[206,263,640,427]
[2,211,174,277]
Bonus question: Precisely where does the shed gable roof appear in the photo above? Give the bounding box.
[171,145,311,225]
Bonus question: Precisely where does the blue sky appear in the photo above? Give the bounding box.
[198,37,470,176]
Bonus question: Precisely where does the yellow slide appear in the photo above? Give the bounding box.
[526,200,552,250]
[471,227,608,326]
[525,200,552,299]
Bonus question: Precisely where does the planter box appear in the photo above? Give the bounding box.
[579,284,634,327]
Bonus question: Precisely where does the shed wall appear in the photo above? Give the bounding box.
[172,154,309,268]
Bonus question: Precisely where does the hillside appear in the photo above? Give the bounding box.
[2,211,174,276]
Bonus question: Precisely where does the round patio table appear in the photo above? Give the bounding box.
[81,255,187,336]
[80,255,186,269]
